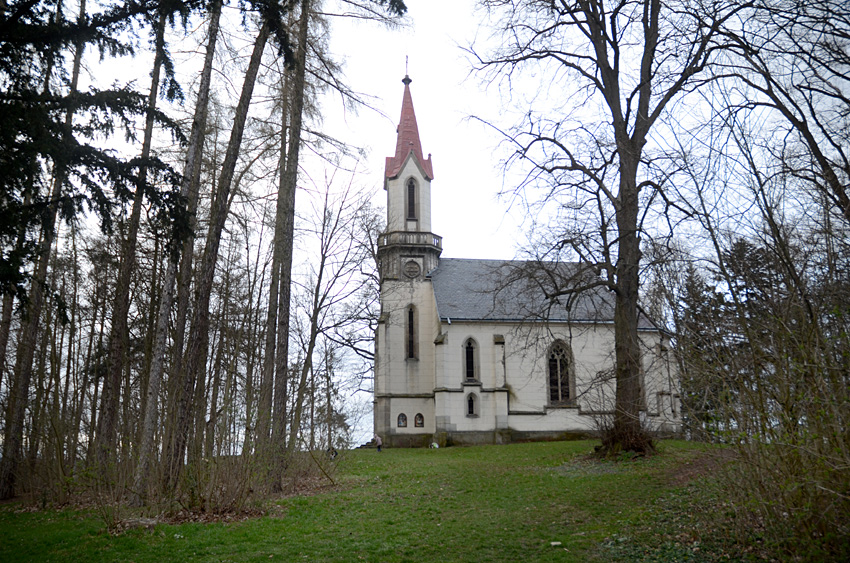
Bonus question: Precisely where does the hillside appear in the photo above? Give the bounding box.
[0,440,764,562]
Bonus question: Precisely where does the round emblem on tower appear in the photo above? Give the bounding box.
[404,260,421,279]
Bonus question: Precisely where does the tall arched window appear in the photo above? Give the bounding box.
[406,178,417,220]
[548,341,573,405]
[405,305,417,359]
[463,338,478,381]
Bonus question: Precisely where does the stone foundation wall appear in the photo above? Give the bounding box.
[380,428,599,448]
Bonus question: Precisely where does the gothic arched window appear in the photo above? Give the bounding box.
[548,341,573,405]
[464,338,479,381]
[406,178,417,220]
[414,413,424,428]
[397,413,407,427]
[405,305,418,359]
[466,393,479,417]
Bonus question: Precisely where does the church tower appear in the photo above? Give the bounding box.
[377,75,441,280]
[374,75,442,446]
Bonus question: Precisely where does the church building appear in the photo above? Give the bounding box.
[373,76,681,447]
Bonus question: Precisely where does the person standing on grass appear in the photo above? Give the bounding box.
[375,434,382,452]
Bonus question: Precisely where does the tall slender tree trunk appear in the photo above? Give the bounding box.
[138,235,161,434]
[287,215,329,456]
[241,239,267,456]
[165,20,270,489]
[0,191,32,393]
[96,8,168,472]
[271,0,312,487]
[69,233,97,473]
[325,347,333,451]
[27,300,52,473]
[133,0,222,505]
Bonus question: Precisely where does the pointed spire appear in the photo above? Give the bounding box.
[385,75,433,180]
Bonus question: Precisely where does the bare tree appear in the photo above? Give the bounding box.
[285,179,380,460]
[717,0,850,224]
[164,16,271,489]
[473,0,750,452]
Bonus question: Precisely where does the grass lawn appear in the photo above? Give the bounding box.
[0,440,747,562]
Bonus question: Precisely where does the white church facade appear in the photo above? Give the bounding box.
[373,76,681,447]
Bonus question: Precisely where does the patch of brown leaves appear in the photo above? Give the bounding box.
[666,447,736,487]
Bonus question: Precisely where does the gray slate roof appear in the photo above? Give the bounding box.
[428,258,653,329]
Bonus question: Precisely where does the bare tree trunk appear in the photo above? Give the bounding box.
[325,347,333,451]
[165,20,270,489]
[59,224,80,481]
[47,272,67,487]
[138,235,161,436]
[309,365,315,451]
[271,0,312,488]
[69,233,97,473]
[204,295,226,459]
[241,233,267,456]
[27,301,52,474]
[133,0,222,505]
[85,287,108,467]
[610,147,646,451]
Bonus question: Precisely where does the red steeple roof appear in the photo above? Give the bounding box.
[385,75,433,180]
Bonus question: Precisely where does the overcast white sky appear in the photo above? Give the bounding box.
[323,0,526,260]
[92,0,526,259]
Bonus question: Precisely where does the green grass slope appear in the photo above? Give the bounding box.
[0,440,743,562]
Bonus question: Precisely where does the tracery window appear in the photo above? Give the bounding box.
[548,341,573,405]
[397,413,407,427]
[414,413,424,428]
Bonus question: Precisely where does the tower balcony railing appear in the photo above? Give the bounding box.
[378,231,442,249]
